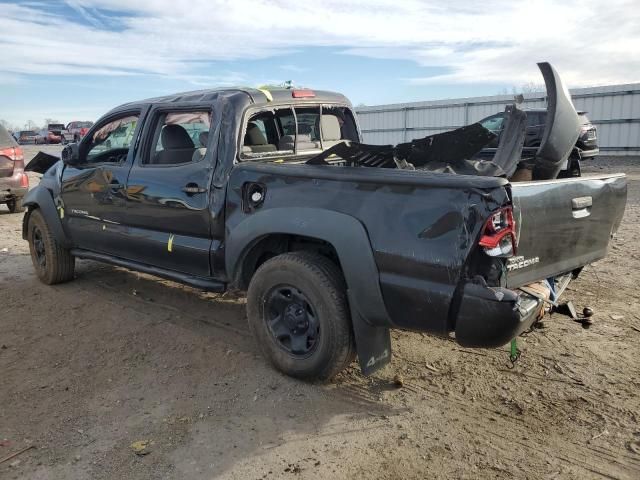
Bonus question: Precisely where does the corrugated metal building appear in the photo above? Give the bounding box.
[355,84,640,156]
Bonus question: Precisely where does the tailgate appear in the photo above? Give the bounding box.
[507,174,627,288]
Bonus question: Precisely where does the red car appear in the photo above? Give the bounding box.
[66,121,94,142]
[0,124,28,213]
[37,123,67,144]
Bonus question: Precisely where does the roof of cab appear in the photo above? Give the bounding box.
[118,87,351,109]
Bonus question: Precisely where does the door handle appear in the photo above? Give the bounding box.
[182,183,206,195]
[572,196,592,209]
[572,196,592,218]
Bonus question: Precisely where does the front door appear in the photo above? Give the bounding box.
[60,111,144,256]
[121,106,214,277]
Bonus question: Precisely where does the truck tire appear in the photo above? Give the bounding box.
[7,197,25,213]
[27,209,75,285]
[247,252,355,380]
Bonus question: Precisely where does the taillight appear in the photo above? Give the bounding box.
[0,146,23,162]
[479,206,517,257]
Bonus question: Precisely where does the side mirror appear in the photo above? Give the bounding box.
[61,143,81,166]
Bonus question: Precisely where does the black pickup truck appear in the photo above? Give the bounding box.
[22,63,627,380]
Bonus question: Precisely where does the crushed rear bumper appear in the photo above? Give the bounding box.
[454,280,543,348]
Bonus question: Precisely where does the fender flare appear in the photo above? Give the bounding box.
[22,186,70,247]
[226,207,392,375]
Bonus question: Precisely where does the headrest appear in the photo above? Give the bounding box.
[161,124,194,150]
[245,123,268,145]
[298,124,313,135]
[321,115,341,141]
[199,131,209,147]
[280,134,312,143]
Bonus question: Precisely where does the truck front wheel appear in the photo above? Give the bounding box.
[27,209,75,284]
[247,252,355,380]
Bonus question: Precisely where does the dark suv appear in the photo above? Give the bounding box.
[0,124,28,213]
[478,109,598,159]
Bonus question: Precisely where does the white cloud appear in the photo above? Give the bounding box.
[0,0,639,88]
[280,65,309,73]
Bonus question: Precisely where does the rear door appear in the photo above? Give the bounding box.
[507,174,627,288]
[121,105,214,277]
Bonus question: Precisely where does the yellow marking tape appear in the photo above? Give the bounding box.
[168,234,174,252]
[258,88,273,102]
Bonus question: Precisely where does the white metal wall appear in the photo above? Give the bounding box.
[356,84,640,156]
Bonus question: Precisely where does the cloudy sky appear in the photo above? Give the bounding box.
[1,0,639,128]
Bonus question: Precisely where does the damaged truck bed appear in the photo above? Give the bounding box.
[23,63,627,380]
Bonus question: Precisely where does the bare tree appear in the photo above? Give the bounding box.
[520,82,545,94]
[498,83,546,96]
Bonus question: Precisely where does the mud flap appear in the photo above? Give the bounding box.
[348,291,391,375]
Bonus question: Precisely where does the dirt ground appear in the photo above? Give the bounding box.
[1,146,639,480]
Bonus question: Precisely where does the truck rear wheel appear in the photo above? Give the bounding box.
[27,209,75,285]
[247,252,355,381]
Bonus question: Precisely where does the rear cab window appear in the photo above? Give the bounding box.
[240,104,358,161]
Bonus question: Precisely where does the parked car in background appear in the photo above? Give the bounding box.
[475,109,598,178]
[18,130,39,144]
[66,121,94,142]
[478,109,598,159]
[0,124,28,213]
[478,108,600,159]
[574,112,599,158]
[37,123,69,144]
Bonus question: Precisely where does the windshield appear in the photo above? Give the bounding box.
[49,124,65,130]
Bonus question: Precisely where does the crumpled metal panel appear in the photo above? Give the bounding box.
[534,62,581,180]
[307,122,501,175]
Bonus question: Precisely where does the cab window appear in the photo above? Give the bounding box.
[241,105,358,160]
[144,111,211,166]
[526,112,545,127]
[84,114,139,164]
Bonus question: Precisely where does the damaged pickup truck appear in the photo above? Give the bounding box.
[23,63,626,380]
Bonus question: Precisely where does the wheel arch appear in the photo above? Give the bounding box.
[227,208,385,319]
[22,186,70,247]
